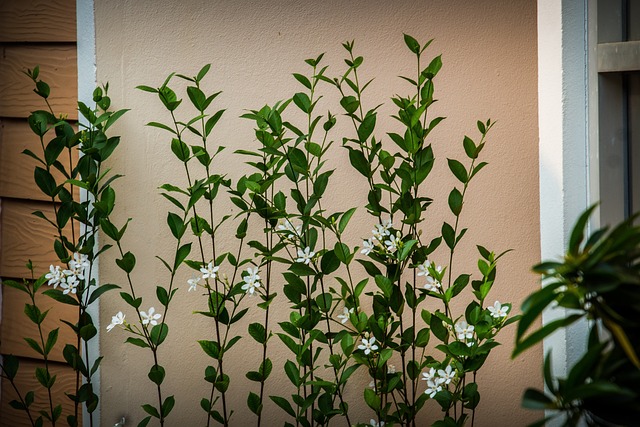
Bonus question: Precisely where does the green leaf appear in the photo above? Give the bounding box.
[2,354,19,380]
[293,73,311,89]
[270,396,296,417]
[43,289,79,306]
[150,324,169,346]
[247,391,262,415]
[248,323,266,344]
[174,243,191,269]
[403,33,421,54]
[87,284,120,305]
[448,188,463,216]
[162,395,175,417]
[293,92,311,114]
[357,113,376,142]
[340,96,360,114]
[44,329,59,355]
[125,337,150,348]
[167,212,186,239]
[448,159,468,183]
[198,340,220,359]
[171,138,190,162]
[142,404,160,418]
[34,167,58,197]
[148,364,166,385]
[463,136,477,159]
[513,314,583,357]
[116,251,136,273]
[339,207,357,234]
[363,388,381,411]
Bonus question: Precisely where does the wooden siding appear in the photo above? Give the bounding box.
[0,44,78,120]
[0,119,79,201]
[0,282,78,363]
[0,198,79,279]
[0,359,78,427]
[0,0,76,43]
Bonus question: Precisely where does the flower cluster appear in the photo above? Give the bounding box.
[416,259,444,292]
[360,218,401,256]
[189,261,262,297]
[358,335,379,355]
[44,253,90,295]
[422,365,457,398]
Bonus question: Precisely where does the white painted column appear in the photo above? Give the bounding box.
[77,0,100,425]
[537,0,591,425]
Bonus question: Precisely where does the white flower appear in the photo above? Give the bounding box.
[437,365,456,385]
[358,337,379,355]
[424,276,441,292]
[337,307,354,324]
[422,367,437,382]
[416,260,431,276]
[455,320,475,341]
[140,307,162,326]
[487,301,509,318]
[387,364,396,374]
[276,219,301,238]
[200,262,219,280]
[60,276,78,295]
[296,247,315,265]
[371,219,392,241]
[106,311,125,332]
[241,267,261,296]
[384,233,401,253]
[45,265,63,288]
[381,217,392,230]
[369,420,385,427]
[425,379,443,398]
[361,238,374,256]
[187,276,201,292]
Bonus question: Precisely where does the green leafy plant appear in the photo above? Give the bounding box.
[11,34,519,427]
[0,67,127,427]
[514,205,640,427]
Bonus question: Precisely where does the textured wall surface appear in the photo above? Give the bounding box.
[95,1,541,425]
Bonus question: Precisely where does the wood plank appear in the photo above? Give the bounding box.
[0,119,79,201]
[0,282,78,363]
[0,199,79,279]
[0,0,76,43]
[0,358,80,427]
[0,45,78,120]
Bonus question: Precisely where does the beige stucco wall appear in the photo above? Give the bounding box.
[95,1,541,425]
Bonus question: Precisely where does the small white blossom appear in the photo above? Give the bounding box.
[437,365,457,385]
[106,311,125,332]
[45,265,63,288]
[296,247,315,265]
[276,219,301,238]
[371,220,392,241]
[384,233,401,253]
[241,267,261,296]
[416,260,431,276]
[487,301,509,318]
[358,337,379,355]
[455,320,475,341]
[424,276,441,292]
[422,367,437,382]
[425,379,443,398]
[187,276,201,292]
[361,238,374,256]
[60,276,78,295]
[387,364,396,374]
[337,307,354,324]
[140,307,162,326]
[200,262,219,280]
[369,420,385,427]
